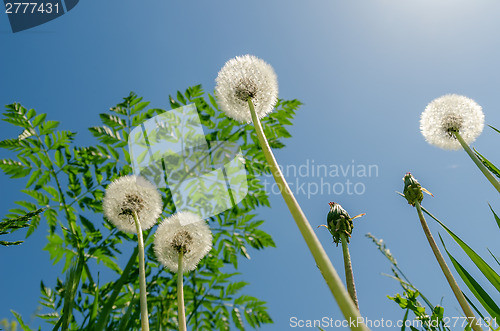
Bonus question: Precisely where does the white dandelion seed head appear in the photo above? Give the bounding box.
[215,54,278,123]
[153,211,212,273]
[420,94,484,150]
[102,175,162,233]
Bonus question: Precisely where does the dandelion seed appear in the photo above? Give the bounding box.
[154,212,212,273]
[103,175,162,233]
[420,94,484,150]
[215,54,278,123]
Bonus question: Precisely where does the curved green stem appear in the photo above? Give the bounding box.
[454,131,500,194]
[247,99,368,330]
[340,233,359,311]
[177,252,187,331]
[133,211,150,331]
[414,202,482,331]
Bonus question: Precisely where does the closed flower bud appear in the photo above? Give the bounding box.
[402,173,424,206]
[324,202,356,245]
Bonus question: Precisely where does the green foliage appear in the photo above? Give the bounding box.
[422,207,500,294]
[367,234,450,331]
[420,206,500,330]
[0,86,300,330]
[0,208,44,246]
[438,234,500,322]
[388,290,445,331]
[10,311,33,331]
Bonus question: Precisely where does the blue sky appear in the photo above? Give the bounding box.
[1,1,500,330]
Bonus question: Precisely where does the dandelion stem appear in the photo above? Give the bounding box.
[414,202,482,331]
[133,211,150,331]
[177,251,187,331]
[454,131,500,194]
[247,99,368,330]
[340,233,359,311]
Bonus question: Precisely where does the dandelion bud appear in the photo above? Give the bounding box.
[402,173,424,206]
[325,202,354,245]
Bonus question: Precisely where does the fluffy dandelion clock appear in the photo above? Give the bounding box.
[154,212,212,273]
[103,175,162,233]
[215,54,278,123]
[420,94,484,150]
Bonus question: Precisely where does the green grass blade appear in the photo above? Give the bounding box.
[439,234,500,321]
[489,125,500,135]
[488,249,500,267]
[422,206,500,294]
[117,294,137,331]
[60,253,85,330]
[401,309,409,331]
[463,293,500,331]
[475,149,500,179]
[51,316,62,331]
[464,292,486,322]
[87,275,100,329]
[488,204,500,230]
[95,246,138,330]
